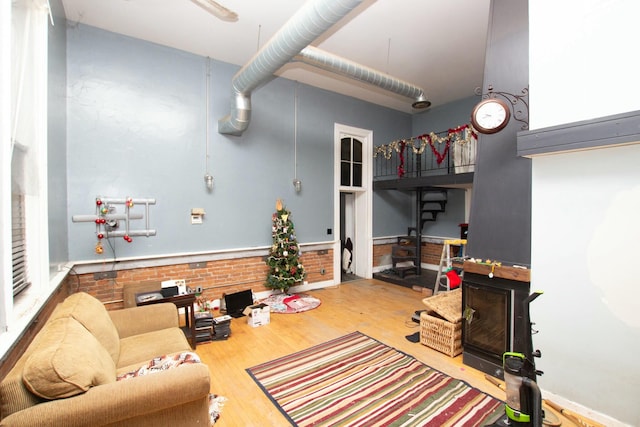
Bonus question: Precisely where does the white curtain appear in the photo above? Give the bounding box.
[11,0,51,196]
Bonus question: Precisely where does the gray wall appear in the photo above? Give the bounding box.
[410,97,478,239]
[65,24,411,261]
[372,189,413,238]
[411,97,477,136]
[466,0,531,265]
[47,0,68,272]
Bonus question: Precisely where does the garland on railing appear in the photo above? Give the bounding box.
[373,124,477,178]
[398,141,406,177]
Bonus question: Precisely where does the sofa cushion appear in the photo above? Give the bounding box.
[116,328,191,369]
[52,292,120,362]
[22,317,116,400]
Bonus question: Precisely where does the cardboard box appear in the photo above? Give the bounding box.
[246,303,270,327]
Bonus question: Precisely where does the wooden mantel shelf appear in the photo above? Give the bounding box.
[463,261,530,283]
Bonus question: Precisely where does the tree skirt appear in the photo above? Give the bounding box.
[260,293,321,314]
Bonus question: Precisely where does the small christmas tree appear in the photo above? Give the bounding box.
[265,199,306,293]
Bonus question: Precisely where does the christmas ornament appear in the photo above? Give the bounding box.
[265,200,306,293]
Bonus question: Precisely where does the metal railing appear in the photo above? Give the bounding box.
[373,128,477,181]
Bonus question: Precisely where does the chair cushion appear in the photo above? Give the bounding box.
[52,292,120,362]
[22,317,116,399]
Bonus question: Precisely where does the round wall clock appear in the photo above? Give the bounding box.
[470,98,511,134]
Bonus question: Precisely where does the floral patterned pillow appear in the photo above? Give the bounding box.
[117,352,226,425]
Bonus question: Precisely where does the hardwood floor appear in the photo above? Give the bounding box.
[195,279,567,426]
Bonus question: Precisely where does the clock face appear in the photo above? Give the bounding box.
[471,99,511,134]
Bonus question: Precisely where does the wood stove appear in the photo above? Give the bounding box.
[461,263,531,380]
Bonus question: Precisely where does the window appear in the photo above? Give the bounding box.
[340,137,363,187]
[1,0,51,356]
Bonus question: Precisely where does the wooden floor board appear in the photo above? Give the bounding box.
[195,279,569,426]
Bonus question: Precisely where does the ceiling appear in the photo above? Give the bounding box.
[60,0,491,113]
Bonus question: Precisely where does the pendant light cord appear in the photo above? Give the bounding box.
[205,57,210,175]
[294,83,298,181]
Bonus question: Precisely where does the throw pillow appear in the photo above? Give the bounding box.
[116,352,201,380]
[23,317,116,399]
[52,292,121,363]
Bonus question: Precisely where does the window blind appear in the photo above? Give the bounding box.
[12,194,30,296]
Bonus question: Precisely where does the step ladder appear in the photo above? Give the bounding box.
[434,239,467,295]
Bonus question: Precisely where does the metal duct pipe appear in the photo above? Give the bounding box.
[294,46,426,101]
[218,0,363,136]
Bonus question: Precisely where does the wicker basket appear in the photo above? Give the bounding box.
[422,288,462,323]
[420,288,463,357]
[420,311,463,357]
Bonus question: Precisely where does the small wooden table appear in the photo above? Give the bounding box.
[135,291,197,349]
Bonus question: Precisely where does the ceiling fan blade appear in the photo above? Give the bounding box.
[190,0,238,22]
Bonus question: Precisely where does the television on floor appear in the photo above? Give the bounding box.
[223,289,254,318]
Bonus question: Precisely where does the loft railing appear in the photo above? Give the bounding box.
[373,124,477,181]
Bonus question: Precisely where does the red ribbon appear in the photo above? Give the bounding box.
[397,141,406,178]
[426,134,450,165]
[395,124,475,173]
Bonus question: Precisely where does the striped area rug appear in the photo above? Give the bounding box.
[247,331,504,426]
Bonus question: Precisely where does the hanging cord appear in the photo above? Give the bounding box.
[294,83,298,181]
[256,24,262,52]
[205,58,210,174]
[386,38,391,75]
[204,57,213,189]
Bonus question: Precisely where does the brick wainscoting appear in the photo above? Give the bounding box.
[373,239,447,269]
[72,249,334,310]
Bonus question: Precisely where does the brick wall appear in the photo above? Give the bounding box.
[422,241,445,265]
[373,243,394,267]
[373,240,447,268]
[74,249,333,310]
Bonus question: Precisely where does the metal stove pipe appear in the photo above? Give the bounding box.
[218,0,428,136]
[218,0,363,136]
[294,46,425,101]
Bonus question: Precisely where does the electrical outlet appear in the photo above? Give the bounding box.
[195,286,203,294]
[320,268,326,275]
